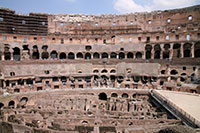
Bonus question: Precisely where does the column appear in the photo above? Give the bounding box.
[180,43,184,58]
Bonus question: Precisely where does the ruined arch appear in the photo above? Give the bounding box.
[183,43,192,58]
[154,44,161,59]
[76,52,83,59]
[68,52,75,59]
[41,51,49,59]
[163,44,170,59]
[110,52,117,59]
[145,45,152,59]
[122,93,129,98]
[0,103,4,109]
[93,52,100,59]
[111,93,118,98]
[136,52,142,59]
[127,52,134,59]
[194,42,200,58]
[101,69,108,73]
[8,100,15,108]
[85,53,91,60]
[102,52,108,59]
[98,92,107,101]
[170,70,178,75]
[93,69,99,73]
[32,45,39,59]
[119,52,125,59]
[60,52,66,59]
[180,73,187,82]
[13,47,20,61]
[110,75,116,82]
[173,43,181,58]
[4,47,11,60]
[110,69,116,73]
[50,50,58,59]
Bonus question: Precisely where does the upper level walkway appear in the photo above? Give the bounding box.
[151,89,200,128]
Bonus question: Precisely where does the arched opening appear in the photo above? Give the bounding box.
[163,44,170,59]
[102,52,108,59]
[170,70,178,75]
[110,52,117,59]
[85,53,91,60]
[13,47,20,61]
[136,52,142,59]
[133,76,140,82]
[20,97,28,102]
[111,93,118,98]
[154,44,161,59]
[14,88,20,93]
[8,100,15,108]
[110,69,116,73]
[117,76,124,83]
[93,52,100,59]
[50,50,58,59]
[93,69,99,73]
[32,45,39,59]
[68,52,75,59]
[127,52,134,59]
[173,43,181,58]
[0,103,4,109]
[101,69,108,73]
[183,43,192,58]
[4,47,11,60]
[145,45,152,59]
[77,52,83,59]
[122,93,129,98]
[194,42,200,58]
[41,51,49,59]
[180,73,187,82]
[22,45,30,59]
[60,52,66,59]
[98,93,107,101]
[190,73,195,81]
[119,52,125,59]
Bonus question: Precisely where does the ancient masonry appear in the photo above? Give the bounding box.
[0,5,199,133]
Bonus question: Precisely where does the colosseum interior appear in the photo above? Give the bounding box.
[0,4,200,133]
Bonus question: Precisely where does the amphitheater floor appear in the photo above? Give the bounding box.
[155,90,200,124]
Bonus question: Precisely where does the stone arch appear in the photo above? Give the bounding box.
[119,52,125,59]
[110,52,117,58]
[154,44,161,59]
[136,52,142,59]
[180,73,187,82]
[117,75,124,83]
[32,45,39,59]
[102,52,108,59]
[41,51,49,59]
[0,103,4,109]
[93,52,100,59]
[173,43,181,58]
[101,69,108,73]
[98,92,107,100]
[127,52,134,59]
[13,47,20,61]
[50,50,58,59]
[110,69,116,73]
[170,69,178,75]
[163,44,170,59]
[8,100,15,108]
[194,42,200,58]
[110,75,116,82]
[60,52,66,59]
[111,93,118,98]
[22,45,30,59]
[93,69,99,73]
[76,52,83,59]
[68,52,75,59]
[85,53,91,60]
[4,47,11,60]
[145,45,152,59]
[20,97,28,102]
[122,93,129,98]
[183,43,192,58]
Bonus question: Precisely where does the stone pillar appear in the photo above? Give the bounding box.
[180,43,184,58]
[191,42,195,58]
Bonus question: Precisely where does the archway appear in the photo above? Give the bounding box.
[68,52,75,59]
[13,47,20,61]
[163,44,170,59]
[41,51,49,59]
[122,93,129,98]
[32,45,39,59]
[194,42,200,58]
[93,52,100,59]
[170,70,178,75]
[154,44,161,59]
[50,50,58,59]
[98,93,107,100]
[136,52,142,59]
[85,53,91,60]
[183,43,192,58]
[77,52,83,59]
[102,52,108,59]
[60,52,66,59]
[8,100,15,108]
[110,52,117,59]
[173,43,181,58]
[4,47,11,60]
[119,52,125,59]
[111,93,118,98]
[127,52,134,59]
[145,45,152,59]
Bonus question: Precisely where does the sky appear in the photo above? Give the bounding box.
[0,0,200,14]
